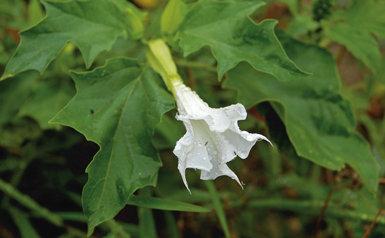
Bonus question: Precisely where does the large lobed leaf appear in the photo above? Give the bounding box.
[324,23,381,73]
[224,32,380,192]
[324,0,385,73]
[0,70,74,130]
[0,72,42,147]
[176,0,307,80]
[2,0,129,79]
[18,76,75,129]
[51,58,174,234]
[342,0,385,39]
[0,72,37,125]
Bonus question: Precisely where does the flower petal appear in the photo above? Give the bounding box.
[223,127,271,160]
[200,163,242,187]
[172,82,271,191]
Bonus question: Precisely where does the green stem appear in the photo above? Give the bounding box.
[248,198,385,224]
[175,59,217,72]
[1,155,33,207]
[105,220,131,238]
[0,178,63,226]
[0,178,88,237]
[205,181,231,238]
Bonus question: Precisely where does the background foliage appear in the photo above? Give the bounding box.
[0,0,384,237]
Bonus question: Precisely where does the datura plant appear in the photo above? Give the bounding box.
[147,39,271,192]
[0,0,383,237]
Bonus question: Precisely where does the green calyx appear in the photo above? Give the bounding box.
[146,39,183,95]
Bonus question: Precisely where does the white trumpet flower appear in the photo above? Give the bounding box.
[172,81,271,192]
[146,39,271,192]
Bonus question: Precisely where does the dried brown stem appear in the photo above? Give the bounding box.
[314,185,346,238]
[362,202,385,238]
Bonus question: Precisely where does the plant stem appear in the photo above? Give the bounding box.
[105,220,131,238]
[1,155,33,207]
[248,198,385,224]
[0,178,63,226]
[0,178,88,237]
[205,181,231,238]
[175,59,217,72]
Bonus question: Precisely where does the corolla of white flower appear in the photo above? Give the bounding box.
[172,81,271,192]
[147,39,271,192]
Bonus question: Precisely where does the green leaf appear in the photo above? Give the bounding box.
[8,207,40,238]
[0,63,75,130]
[2,0,129,79]
[18,76,75,129]
[205,181,230,238]
[374,58,385,84]
[139,207,158,238]
[153,113,185,149]
[324,22,381,73]
[0,157,20,172]
[278,0,299,16]
[104,220,132,238]
[50,58,175,235]
[127,195,210,212]
[248,198,385,224]
[342,0,385,39]
[0,71,37,125]
[120,223,140,236]
[0,118,41,147]
[138,189,158,238]
[322,0,385,72]
[0,178,63,226]
[286,14,319,37]
[224,32,379,192]
[0,71,42,147]
[176,0,307,80]
[164,211,180,238]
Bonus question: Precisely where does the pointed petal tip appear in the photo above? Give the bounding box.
[179,167,192,194]
[238,180,244,190]
[232,174,243,189]
[184,180,192,194]
[259,135,273,147]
